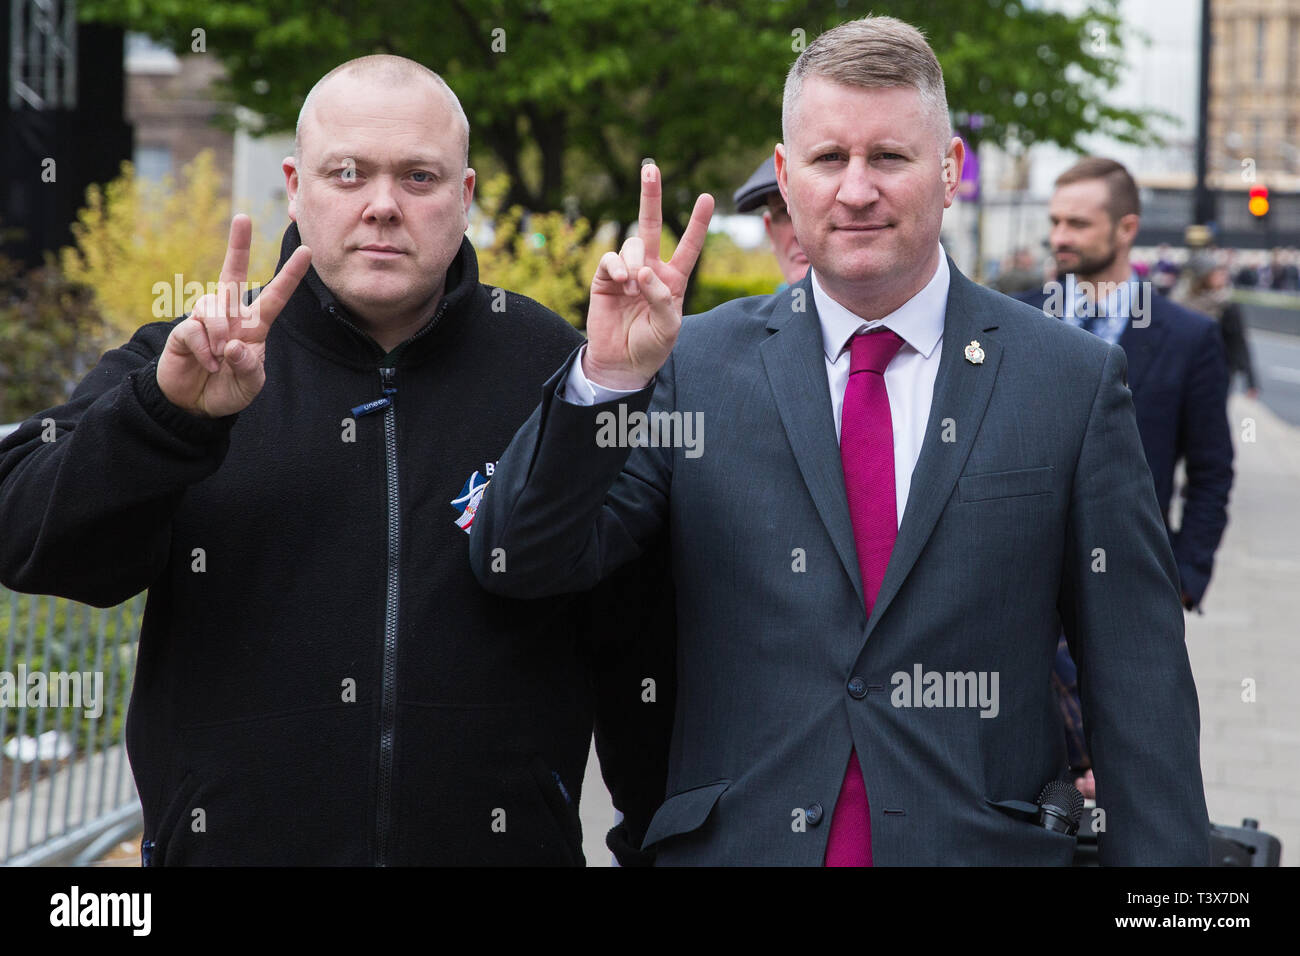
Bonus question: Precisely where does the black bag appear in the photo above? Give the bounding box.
[1071,817,1282,867]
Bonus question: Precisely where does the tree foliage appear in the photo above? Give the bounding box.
[82,0,1152,242]
[59,150,281,341]
[0,247,107,422]
[473,175,597,328]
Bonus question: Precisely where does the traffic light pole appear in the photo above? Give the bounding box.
[1193,0,1215,228]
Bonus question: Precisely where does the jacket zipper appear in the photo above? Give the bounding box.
[376,363,400,867]
[334,300,447,867]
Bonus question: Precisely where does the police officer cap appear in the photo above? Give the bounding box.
[733,156,781,213]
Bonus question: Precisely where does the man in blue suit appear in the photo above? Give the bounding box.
[471,17,1210,865]
[1017,157,1234,800]
[1018,158,1234,612]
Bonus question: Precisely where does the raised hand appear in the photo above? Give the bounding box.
[584,163,714,390]
[157,214,312,418]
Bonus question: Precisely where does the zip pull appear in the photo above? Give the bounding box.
[350,367,397,418]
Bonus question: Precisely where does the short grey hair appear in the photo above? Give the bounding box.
[782,16,952,156]
[294,55,470,170]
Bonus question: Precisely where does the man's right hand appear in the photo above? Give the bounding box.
[1074,769,1096,800]
[157,214,312,418]
[583,163,713,390]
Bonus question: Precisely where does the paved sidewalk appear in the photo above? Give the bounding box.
[1187,393,1300,863]
[580,741,615,866]
[93,835,141,867]
[1,743,138,865]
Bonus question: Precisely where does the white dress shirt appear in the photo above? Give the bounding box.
[1060,269,1142,345]
[561,248,950,527]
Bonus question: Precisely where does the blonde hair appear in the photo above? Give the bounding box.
[782,16,951,155]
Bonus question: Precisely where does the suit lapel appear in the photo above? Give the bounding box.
[760,279,866,609]
[1034,278,1167,396]
[1117,294,1167,397]
[864,265,1004,640]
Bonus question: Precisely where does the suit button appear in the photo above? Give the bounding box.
[847,677,868,699]
[806,803,824,826]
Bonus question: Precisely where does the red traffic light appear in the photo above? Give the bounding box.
[1249,185,1269,217]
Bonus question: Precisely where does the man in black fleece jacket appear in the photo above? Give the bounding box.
[0,55,672,865]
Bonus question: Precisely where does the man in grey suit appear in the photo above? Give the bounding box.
[471,16,1210,865]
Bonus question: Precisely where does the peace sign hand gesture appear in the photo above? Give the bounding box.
[584,163,714,390]
[157,214,312,418]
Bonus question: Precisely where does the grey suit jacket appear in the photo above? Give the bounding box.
[471,262,1211,866]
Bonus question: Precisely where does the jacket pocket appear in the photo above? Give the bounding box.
[177,703,370,865]
[959,465,1054,503]
[641,779,730,850]
[985,797,1079,847]
[526,755,584,866]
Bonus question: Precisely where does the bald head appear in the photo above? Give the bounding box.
[295,55,469,171]
[282,54,477,351]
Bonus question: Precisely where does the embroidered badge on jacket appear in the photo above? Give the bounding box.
[451,469,491,534]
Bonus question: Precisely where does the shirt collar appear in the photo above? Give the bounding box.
[812,247,949,363]
[1065,268,1141,319]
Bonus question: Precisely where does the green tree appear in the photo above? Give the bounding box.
[60,150,281,343]
[473,174,596,327]
[0,247,108,423]
[82,0,1152,245]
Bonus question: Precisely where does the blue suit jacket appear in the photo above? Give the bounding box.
[1015,288,1234,605]
[473,262,1210,865]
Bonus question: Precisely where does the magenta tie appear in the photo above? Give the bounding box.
[825,328,904,867]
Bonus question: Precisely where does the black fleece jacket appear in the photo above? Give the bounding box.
[0,223,673,865]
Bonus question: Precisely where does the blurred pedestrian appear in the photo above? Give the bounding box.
[1233,257,1259,288]
[1151,243,1180,296]
[1180,263,1259,398]
[989,247,1042,295]
[1282,249,1300,291]
[1019,157,1234,799]
[1259,248,1300,292]
[733,156,810,288]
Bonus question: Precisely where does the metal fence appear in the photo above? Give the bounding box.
[0,585,145,866]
